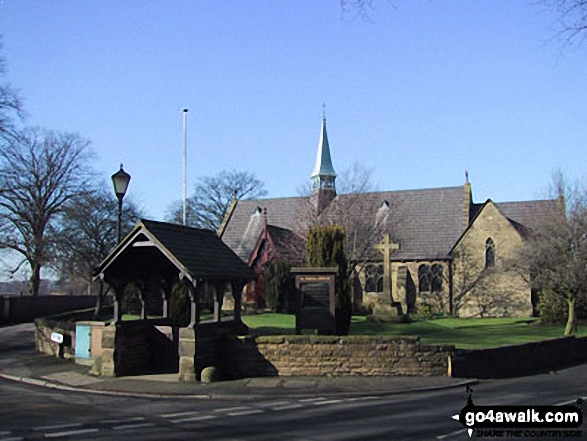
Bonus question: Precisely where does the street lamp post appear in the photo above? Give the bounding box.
[111,164,131,244]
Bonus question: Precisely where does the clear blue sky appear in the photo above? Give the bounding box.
[1,1,585,220]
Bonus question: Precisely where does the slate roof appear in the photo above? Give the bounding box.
[95,219,255,282]
[221,187,558,264]
[496,200,558,231]
[221,196,308,261]
[336,186,468,260]
[222,186,468,262]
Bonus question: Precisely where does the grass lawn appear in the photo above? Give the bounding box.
[241,313,587,349]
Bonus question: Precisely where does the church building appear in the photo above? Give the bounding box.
[219,116,557,318]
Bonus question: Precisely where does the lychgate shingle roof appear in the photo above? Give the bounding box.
[95,219,255,282]
[140,220,255,280]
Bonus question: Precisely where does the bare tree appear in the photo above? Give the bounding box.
[54,185,142,315]
[0,40,23,140]
[340,0,395,21]
[521,173,587,335]
[450,244,491,317]
[167,169,267,231]
[296,163,400,309]
[0,128,92,295]
[542,0,587,46]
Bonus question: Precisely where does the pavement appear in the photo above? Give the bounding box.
[0,325,477,401]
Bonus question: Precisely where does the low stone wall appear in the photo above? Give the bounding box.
[35,319,75,359]
[222,335,453,378]
[450,336,587,378]
[2,295,101,325]
[100,321,178,377]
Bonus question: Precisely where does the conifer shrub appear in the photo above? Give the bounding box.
[307,225,352,335]
[264,260,295,313]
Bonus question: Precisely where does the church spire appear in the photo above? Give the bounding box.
[310,107,337,213]
[311,108,337,192]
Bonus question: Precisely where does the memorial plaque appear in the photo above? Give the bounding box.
[291,268,337,334]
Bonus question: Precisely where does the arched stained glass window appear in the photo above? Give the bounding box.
[485,238,495,268]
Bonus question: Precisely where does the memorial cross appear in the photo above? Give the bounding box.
[374,233,400,300]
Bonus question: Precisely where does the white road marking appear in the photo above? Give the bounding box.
[214,406,249,413]
[112,422,156,431]
[271,403,304,411]
[161,410,201,418]
[257,400,292,408]
[101,416,146,424]
[299,397,327,403]
[44,428,99,438]
[33,423,83,432]
[170,414,217,424]
[0,437,24,441]
[436,427,468,440]
[554,396,586,406]
[227,409,265,417]
[312,399,344,406]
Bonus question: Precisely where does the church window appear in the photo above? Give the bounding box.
[431,264,443,291]
[418,265,430,292]
[485,238,495,268]
[419,264,443,292]
[364,264,383,293]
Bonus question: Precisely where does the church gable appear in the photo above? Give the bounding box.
[451,201,532,318]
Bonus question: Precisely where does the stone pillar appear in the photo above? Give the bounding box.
[187,281,198,329]
[138,291,146,320]
[161,286,169,319]
[178,327,197,382]
[112,283,126,324]
[100,324,117,377]
[213,283,224,323]
[232,281,244,322]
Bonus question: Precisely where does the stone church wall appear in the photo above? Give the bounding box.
[452,202,532,318]
[358,260,451,316]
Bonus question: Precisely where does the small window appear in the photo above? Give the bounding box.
[485,238,495,268]
[431,264,443,291]
[419,264,443,292]
[365,264,384,293]
[418,264,430,292]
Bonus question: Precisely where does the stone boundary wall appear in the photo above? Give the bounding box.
[2,295,99,325]
[35,319,76,359]
[450,336,587,378]
[224,335,454,378]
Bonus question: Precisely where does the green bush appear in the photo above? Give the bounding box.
[538,290,587,324]
[417,302,435,320]
[264,261,295,313]
[307,225,351,335]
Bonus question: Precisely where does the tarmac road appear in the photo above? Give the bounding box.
[0,324,586,440]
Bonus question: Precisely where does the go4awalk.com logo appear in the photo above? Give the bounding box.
[451,386,584,438]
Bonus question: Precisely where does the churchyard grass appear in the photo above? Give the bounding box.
[241,314,587,349]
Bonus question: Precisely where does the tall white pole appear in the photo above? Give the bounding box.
[182,108,188,226]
